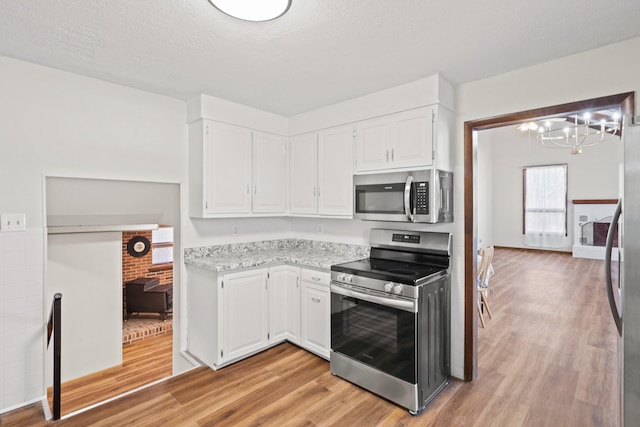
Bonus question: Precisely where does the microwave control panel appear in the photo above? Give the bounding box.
[415,182,429,214]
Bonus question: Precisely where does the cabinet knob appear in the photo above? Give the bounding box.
[312,297,321,303]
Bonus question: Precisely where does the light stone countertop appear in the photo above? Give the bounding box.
[184,239,370,273]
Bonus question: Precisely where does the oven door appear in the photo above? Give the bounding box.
[330,283,417,384]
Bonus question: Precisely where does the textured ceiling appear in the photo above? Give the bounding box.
[2,0,640,116]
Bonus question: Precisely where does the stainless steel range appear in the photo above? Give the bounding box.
[330,228,451,415]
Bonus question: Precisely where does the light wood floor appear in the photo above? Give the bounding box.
[47,332,172,417]
[1,248,618,426]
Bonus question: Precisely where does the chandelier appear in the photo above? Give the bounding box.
[517,111,620,155]
[208,0,292,22]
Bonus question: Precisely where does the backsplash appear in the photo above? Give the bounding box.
[184,238,370,261]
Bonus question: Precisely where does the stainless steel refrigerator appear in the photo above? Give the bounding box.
[605,114,640,426]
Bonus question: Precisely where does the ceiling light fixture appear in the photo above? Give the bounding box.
[208,0,292,22]
[517,111,621,155]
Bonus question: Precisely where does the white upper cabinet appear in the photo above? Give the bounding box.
[289,133,319,215]
[205,121,253,215]
[253,132,288,213]
[355,106,449,172]
[392,108,433,167]
[354,116,391,171]
[189,119,288,218]
[318,125,354,217]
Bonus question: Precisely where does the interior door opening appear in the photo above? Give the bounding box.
[463,92,635,381]
[44,176,180,417]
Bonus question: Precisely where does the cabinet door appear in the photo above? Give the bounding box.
[318,126,354,216]
[269,265,300,345]
[253,132,288,213]
[290,133,318,214]
[300,281,330,359]
[355,117,391,172]
[390,108,434,169]
[221,269,269,363]
[206,121,252,214]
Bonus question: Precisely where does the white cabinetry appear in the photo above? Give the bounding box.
[188,119,288,218]
[300,269,331,359]
[221,268,270,363]
[289,133,318,214]
[355,106,452,172]
[188,264,310,368]
[269,265,300,345]
[189,120,252,216]
[290,127,354,217]
[318,125,354,216]
[253,132,288,213]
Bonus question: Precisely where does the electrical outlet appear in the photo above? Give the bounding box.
[0,213,26,232]
[233,225,239,235]
[317,224,323,233]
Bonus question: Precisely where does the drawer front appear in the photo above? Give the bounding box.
[301,269,330,286]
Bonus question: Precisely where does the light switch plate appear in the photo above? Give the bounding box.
[0,213,27,231]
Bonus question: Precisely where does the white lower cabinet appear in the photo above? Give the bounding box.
[188,264,330,369]
[299,269,331,359]
[221,268,270,363]
[269,265,300,345]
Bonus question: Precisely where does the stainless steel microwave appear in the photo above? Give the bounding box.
[354,169,453,223]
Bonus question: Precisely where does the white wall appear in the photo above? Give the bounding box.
[0,56,189,413]
[0,57,187,228]
[289,217,453,246]
[46,232,123,384]
[477,132,494,248]
[0,229,43,412]
[477,125,620,251]
[452,36,640,378]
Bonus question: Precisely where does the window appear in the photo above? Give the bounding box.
[151,227,173,265]
[523,164,568,248]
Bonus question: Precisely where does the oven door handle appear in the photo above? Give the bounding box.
[331,283,417,313]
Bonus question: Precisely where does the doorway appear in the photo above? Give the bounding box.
[463,92,635,380]
[122,227,174,344]
[44,176,180,416]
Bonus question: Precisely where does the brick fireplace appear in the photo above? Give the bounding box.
[122,230,173,343]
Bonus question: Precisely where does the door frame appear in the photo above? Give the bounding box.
[463,91,635,381]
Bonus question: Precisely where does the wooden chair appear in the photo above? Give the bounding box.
[477,246,495,328]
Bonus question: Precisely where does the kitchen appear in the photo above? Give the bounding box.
[1,1,640,425]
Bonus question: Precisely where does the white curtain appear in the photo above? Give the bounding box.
[523,164,569,248]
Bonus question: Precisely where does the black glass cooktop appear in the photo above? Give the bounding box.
[331,257,446,286]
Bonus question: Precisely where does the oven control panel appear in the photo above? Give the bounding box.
[384,282,404,295]
[331,271,421,299]
[336,273,353,284]
[392,233,421,244]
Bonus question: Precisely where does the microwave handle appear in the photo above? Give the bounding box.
[404,175,415,222]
